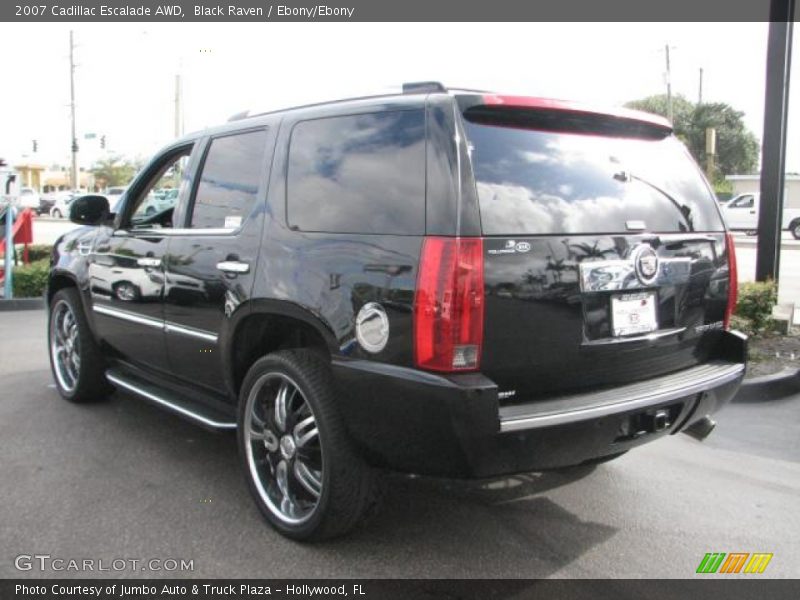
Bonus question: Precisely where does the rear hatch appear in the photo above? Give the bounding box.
[458,96,733,405]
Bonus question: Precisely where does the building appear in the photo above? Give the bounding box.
[13,163,46,191]
[726,174,800,209]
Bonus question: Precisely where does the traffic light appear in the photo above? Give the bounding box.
[100,135,106,149]
[32,140,38,153]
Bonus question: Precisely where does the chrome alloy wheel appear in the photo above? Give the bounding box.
[244,372,323,525]
[50,300,81,393]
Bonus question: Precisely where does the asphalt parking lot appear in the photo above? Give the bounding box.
[1,309,798,579]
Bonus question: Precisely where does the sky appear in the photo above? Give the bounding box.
[0,22,794,173]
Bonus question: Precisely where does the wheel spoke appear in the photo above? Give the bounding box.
[276,459,290,498]
[274,381,289,431]
[293,460,322,499]
[293,415,318,448]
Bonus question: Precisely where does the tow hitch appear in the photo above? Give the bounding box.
[643,409,670,433]
[615,406,676,442]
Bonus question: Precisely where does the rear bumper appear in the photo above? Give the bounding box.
[332,330,747,478]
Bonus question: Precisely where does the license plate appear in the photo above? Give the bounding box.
[611,291,658,337]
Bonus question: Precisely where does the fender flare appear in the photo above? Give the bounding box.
[219,298,341,398]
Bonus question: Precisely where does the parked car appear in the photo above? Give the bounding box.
[105,186,128,205]
[37,195,56,216]
[720,192,800,238]
[49,192,76,218]
[46,82,746,541]
[17,187,41,210]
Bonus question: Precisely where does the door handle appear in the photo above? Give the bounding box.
[137,257,162,268]
[217,260,250,274]
[750,210,756,214]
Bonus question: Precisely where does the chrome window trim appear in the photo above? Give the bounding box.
[106,373,236,430]
[92,305,218,343]
[116,227,238,237]
[498,362,745,432]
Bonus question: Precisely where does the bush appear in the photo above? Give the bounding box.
[11,259,49,298]
[734,280,778,334]
[24,244,53,262]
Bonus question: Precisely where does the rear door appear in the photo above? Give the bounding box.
[163,126,274,394]
[459,100,732,403]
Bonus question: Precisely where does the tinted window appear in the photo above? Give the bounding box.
[287,110,426,235]
[464,121,725,235]
[190,129,268,229]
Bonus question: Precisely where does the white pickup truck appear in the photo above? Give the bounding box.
[720,193,800,239]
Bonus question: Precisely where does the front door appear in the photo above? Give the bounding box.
[724,194,756,229]
[89,144,197,374]
[163,127,273,394]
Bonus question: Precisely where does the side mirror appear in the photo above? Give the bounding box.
[70,195,110,226]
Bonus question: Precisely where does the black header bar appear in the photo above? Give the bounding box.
[1,0,779,22]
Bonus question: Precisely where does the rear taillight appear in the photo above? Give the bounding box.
[414,237,484,372]
[724,232,738,330]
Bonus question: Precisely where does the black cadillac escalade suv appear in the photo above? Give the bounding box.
[47,82,746,540]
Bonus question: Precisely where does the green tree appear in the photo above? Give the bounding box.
[625,94,759,183]
[90,155,139,188]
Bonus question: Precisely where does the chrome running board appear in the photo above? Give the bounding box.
[106,368,237,431]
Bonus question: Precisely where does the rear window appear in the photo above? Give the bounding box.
[287,109,426,235]
[464,118,724,235]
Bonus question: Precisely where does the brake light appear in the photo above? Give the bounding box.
[724,232,738,330]
[414,237,484,372]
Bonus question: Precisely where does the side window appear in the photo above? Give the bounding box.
[731,195,754,209]
[189,129,269,229]
[129,147,193,227]
[287,109,426,235]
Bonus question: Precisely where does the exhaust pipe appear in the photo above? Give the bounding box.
[683,416,716,441]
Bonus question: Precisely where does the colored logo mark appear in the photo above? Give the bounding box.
[696,552,773,574]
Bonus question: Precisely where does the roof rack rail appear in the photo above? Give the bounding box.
[228,110,250,122]
[402,81,447,94]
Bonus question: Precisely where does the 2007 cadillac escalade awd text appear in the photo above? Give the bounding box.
[47,82,746,540]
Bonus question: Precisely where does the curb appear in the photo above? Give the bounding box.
[0,298,46,311]
[734,367,800,402]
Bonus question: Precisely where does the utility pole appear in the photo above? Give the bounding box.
[174,72,182,138]
[705,127,717,182]
[698,67,704,105]
[69,30,78,192]
[664,43,673,123]
[757,0,795,283]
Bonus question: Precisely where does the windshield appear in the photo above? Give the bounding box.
[464,120,724,235]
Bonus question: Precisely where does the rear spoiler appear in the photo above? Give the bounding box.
[456,93,673,140]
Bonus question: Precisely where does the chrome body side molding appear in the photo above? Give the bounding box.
[92,305,218,343]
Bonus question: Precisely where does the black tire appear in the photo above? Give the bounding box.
[237,349,379,541]
[52,209,62,219]
[790,220,800,240]
[48,288,113,403]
